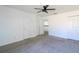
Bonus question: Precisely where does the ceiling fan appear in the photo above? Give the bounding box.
[34,5,56,13]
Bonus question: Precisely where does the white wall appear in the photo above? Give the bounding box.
[0,6,39,46]
[23,13,39,39]
[48,10,79,40]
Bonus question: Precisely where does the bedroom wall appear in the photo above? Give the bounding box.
[0,6,39,46]
[48,10,79,40]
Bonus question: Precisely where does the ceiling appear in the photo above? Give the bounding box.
[5,5,79,16]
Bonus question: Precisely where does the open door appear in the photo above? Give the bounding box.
[43,20,48,34]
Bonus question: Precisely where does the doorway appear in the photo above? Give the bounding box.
[43,20,48,35]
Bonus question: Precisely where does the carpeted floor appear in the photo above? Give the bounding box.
[5,34,79,53]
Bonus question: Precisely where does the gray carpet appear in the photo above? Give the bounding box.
[5,34,79,53]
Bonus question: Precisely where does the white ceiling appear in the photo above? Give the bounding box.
[5,5,79,16]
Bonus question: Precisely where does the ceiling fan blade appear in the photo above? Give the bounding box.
[44,10,48,13]
[43,5,49,9]
[45,5,49,8]
[46,8,56,10]
[34,8,42,10]
[44,5,49,8]
[37,11,41,13]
